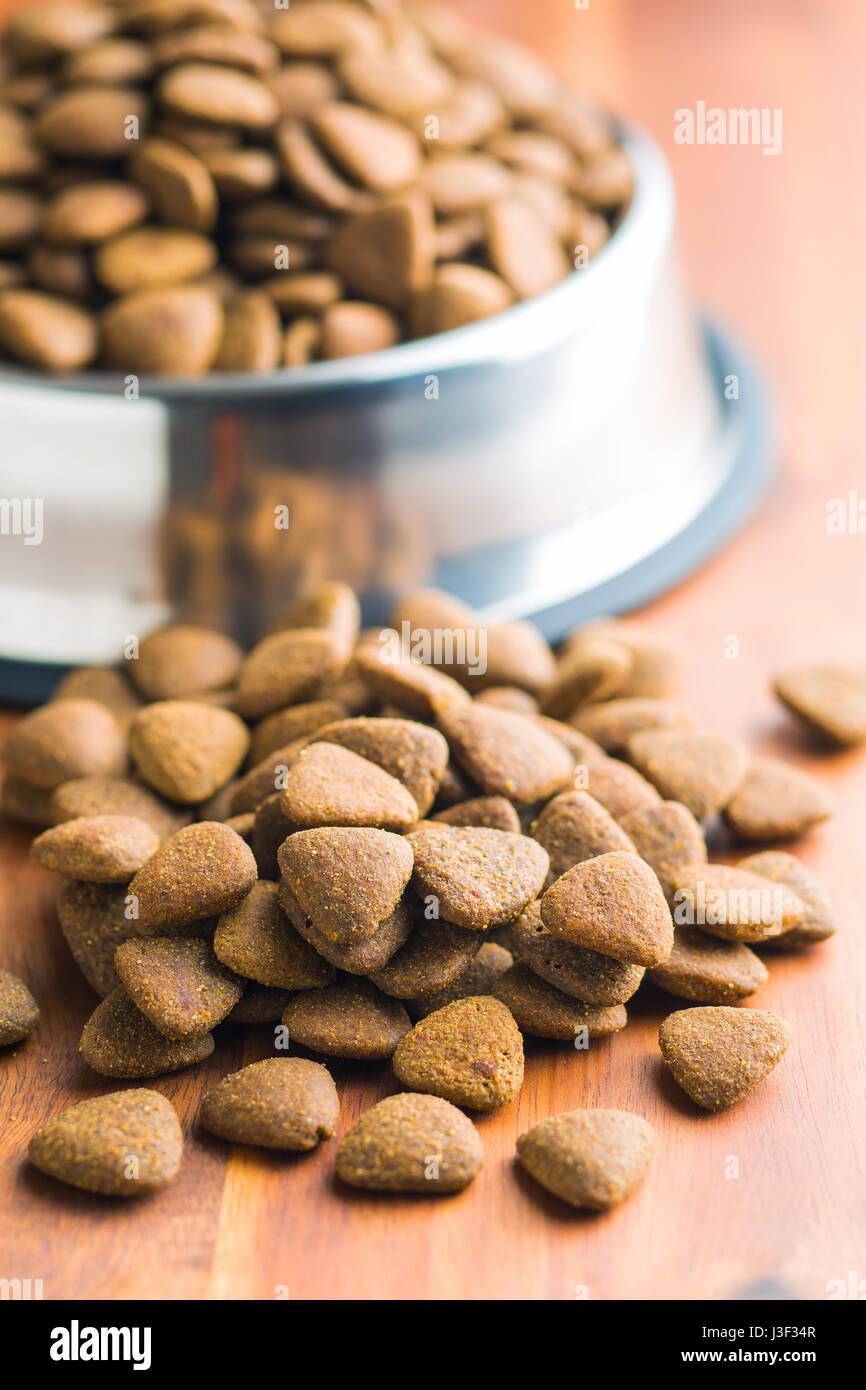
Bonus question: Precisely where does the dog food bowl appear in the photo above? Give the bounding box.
[0,122,772,704]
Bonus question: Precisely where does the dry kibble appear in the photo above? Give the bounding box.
[114,935,244,1038]
[200,1057,339,1150]
[127,821,257,932]
[648,927,768,1003]
[627,729,750,821]
[325,191,434,310]
[311,101,421,191]
[658,1006,792,1111]
[94,227,217,294]
[214,289,283,371]
[530,790,636,887]
[55,880,139,996]
[3,698,126,790]
[0,288,98,370]
[407,823,548,929]
[517,1109,655,1211]
[412,261,513,334]
[280,742,420,829]
[493,963,627,1040]
[336,1093,482,1194]
[393,995,524,1111]
[41,182,149,245]
[369,919,478,1000]
[509,900,644,1005]
[227,984,291,1022]
[129,700,249,804]
[28,1090,182,1196]
[354,646,471,721]
[0,965,39,1045]
[618,799,707,905]
[437,703,573,803]
[101,284,224,375]
[737,851,837,948]
[236,628,349,719]
[541,851,674,967]
[51,666,143,731]
[667,862,803,944]
[319,300,399,359]
[213,879,334,988]
[80,987,215,1077]
[773,664,866,746]
[582,625,681,700]
[283,978,411,1059]
[35,86,149,160]
[51,776,188,842]
[309,716,448,817]
[543,634,633,719]
[158,62,279,130]
[571,699,695,753]
[584,756,661,820]
[722,756,832,841]
[248,698,347,765]
[282,885,415,975]
[277,826,414,945]
[485,192,571,298]
[433,795,521,833]
[131,624,243,701]
[31,814,160,883]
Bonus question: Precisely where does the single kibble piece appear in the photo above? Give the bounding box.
[56,880,139,996]
[0,965,39,1045]
[127,821,258,933]
[129,700,250,804]
[277,826,413,945]
[648,927,769,1003]
[619,799,707,905]
[213,880,334,989]
[51,666,143,731]
[131,623,243,701]
[2,698,126,790]
[353,647,471,722]
[509,900,644,1005]
[517,1109,655,1210]
[658,1006,792,1111]
[410,942,514,1018]
[578,625,681,699]
[235,628,349,720]
[773,664,866,746]
[49,776,187,838]
[407,823,549,929]
[114,936,244,1038]
[737,851,837,947]
[433,795,521,833]
[572,698,693,754]
[584,756,661,820]
[436,703,573,803]
[369,919,479,999]
[493,963,627,1040]
[199,1057,339,1150]
[280,742,419,830]
[541,851,674,967]
[392,996,524,1111]
[530,790,636,887]
[270,581,361,648]
[80,987,215,1077]
[626,730,750,822]
[282,978,411,1060]
[542,633,633,718]
[722,756,832,841]
[667,862,803,943]
[28,1090,183,1197]
[309,716,448,817]
[283,887,415,974]
[248,699,348,765]
[227,985,292,1023]
[336,1092,483,1193]
[31,814,160,883]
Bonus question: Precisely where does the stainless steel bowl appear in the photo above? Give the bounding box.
[0,122,771,697]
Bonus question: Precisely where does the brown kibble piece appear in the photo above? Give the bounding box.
[737,851,837,948]
[369,919,478,1000]
[1,777,54,827]
[129,700,249,803]
[101,284,224,375]
[485,191,571,298]
[283,977,410,1060]
[236,628,349,720]
[31,814,160,883]
[200,1056,338,1150]
[658,1005,792,1111]
[42,182,149,245]
[94,226,216,293]
[619,800,707,905]
[51,665,142,731]
[666,862,802,943]
[280,882,414,974]
[648,927,768,1003]
[437,703,573,804]
[310,716,447,817]
[226,985,291,1022]
[28,1090,182,1196]
[509,900,643,1005]
[325,190,435,311]
[114,935,243,1038]
[530,790,635,887]
[213,879,333,988]
[572,697,694,754]
[541,850,674,967]
[311,100,421,191]
[409,941,513,1018]
[128,821,257,932]
[392,995,523,1111]
[517,1109,655,1210]
[723,756,832,841]
[336,1092,482,1193]
[278,826,413,944]
[354,646,471,721]
[158,62,278,130]
[214,288,283,371]
[56,880,138,996]
[434,795,520,833]
[0,965,39,1045]
[51,777,186,839]
[493,963,627,1040]
[543,634,632,719]
[80,987,215,1076]
[0,288,97,370]
[585,756,661,820]
[774,664,866,746]
[36,86,149,160]
[627,730,750,821]
[280,742,419,829]
[3,698,126,790]
[132,623,242,702]
[407,822,548,929]
[319,300,399,358]
[582,624,681,699]
[249,699,347,765]
[412,261,513,334]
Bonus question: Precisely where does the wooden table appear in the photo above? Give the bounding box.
[1,0,865,1301]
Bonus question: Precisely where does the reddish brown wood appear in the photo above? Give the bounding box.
[1,0,864,1301]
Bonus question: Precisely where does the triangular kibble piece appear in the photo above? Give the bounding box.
[737,851,836,947]
[129,700,249,804]
[774,663,866,746]
[658,1005,792,1110]
[0,965,39,1045]
[407,823,549,929]
[280,742,419,829]
[128,822,257,932]
[493,963,627,1040]
[619,800,707,906]
[277,827,413,944]
[530,790,635,887]
[626,730,749,821]
[722,756,832,841]
[335,1092,482,1193]
[79,988,214,1077]
[369,919,478,999]
[433,795,520,832]
[410,942,514,1019]
[509,901,644,1005]
[666,862,802,943]
[199,1057,339,1150]
[392,996,524,1111]
[114,937,244,1038]
[28,1090,182,1196]
[324,191,435,310]
[517,1109,655,1210]
[214,880,334,989]
[540,851,673,966]
[437,703,573,803]
[310,716,448,816]
[282,978,411,1060]
[648,927,768,1003]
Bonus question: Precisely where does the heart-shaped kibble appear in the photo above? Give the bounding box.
[493,963,627,1040]
[114,937,244,1039]
[3,698,127,790]
[722,756,832,841]
[282,978,411,1059]
[736,851,836,948]
[129,700,250,804]
[517,1109,655,1210]
[28,1090,183,1196]
[199,1057,339,1151]
[392,995,524,1110]
[130,623,243,702]
[369,919,479,999]
[214,880,334,990]
[619,800,707,906]
[409,941,513,1019]
[31,814,160,883]
[509,901,644,1005]
[336,1092,483,1193]
[56,880,138,997]
[658,1006,792,1111]
[406,823,549,929]
[280,742,419,829]
[235,628,349,720]
[79,988,215,1078]
[773,663,866,746]
[626,730,750,822]
[572,697,694,754]
[436,703,573,803]
[648,927,768,1004]
[541,851,673,967]
[0,965,39,1045]
[128,822,257,933]
[309,716,449,817]
[433,795,521,832]
[277,826,413,945]
[50,776,188,838]
[530,789,635,887]
[666,862,803,943]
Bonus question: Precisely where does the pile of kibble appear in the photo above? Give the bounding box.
[2,583,859,1205]
[0,0,632,376]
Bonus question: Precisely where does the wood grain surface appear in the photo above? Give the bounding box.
[1,0,865,1301]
